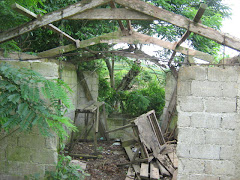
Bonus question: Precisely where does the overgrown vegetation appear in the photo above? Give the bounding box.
[97,59,166,118]
[0,63,76,137]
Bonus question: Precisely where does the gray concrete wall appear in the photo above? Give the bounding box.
[177,66,240,180]
[0,53,99,178]
[0,59,59,179]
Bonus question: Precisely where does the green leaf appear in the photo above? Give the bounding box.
[8,94,20,104]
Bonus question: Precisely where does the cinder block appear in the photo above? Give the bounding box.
[178,128,205,145]
[191,113,221,129]
[178,158,205,174]
[31,62,59,78]
[205,98,236,113]
[205,160,235,176]
[178,113,191,127]
[178,96,204,112]
[220,146,234,160]
[177,143,191,158]
[221,114,237,130]
[188,144,220,160]
[0,174,24,180]
[0,149,6,161]
[222,82,238,98]
[177,81,191,96]
[5,61,31,69]
[208,67,238,82]
[179,66,207,81]
[31,149,58,164]
[205,130,236,146]
[0,161,7,174]
[18,133,45,148]
[191,81,222,97]
[177,173,189,180]
[45,136,58,150]
[6,146,31,162]
[189,174,219,180]
[7,161,45,177]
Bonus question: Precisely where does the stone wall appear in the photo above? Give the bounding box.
[0,54,99,178]
[177,66,240,179]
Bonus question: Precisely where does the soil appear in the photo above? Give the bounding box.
[70,140,129,180]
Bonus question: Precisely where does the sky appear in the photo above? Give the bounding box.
[221,0,240,56]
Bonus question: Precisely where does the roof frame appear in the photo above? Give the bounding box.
[0,0,239,63]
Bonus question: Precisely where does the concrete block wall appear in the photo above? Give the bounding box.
[177,66,240,179]
[0,60,59,179]
[0,54,99,178]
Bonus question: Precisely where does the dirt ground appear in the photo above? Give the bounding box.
[70,140,129,180]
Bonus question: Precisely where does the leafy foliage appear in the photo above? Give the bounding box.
[45,153,89,180]
[0,63,76,138]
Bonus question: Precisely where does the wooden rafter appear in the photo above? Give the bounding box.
[38,30,214,63]
[168,3,207,66]
[114,0,240,51]
[66,8,155,20]
[109,1,125,31]
[12,3,78,45]
[0,0,111,43]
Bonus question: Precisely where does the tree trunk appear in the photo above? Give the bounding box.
[116,60,141,91]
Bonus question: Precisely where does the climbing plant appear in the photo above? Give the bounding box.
[0,63,76,138]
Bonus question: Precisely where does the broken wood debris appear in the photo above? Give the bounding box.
[118,110,177,180]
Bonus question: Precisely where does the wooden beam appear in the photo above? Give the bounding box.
[168,3,207,66]
[38,30,124,57]
[77,71,93,101]
[109,1,125,31]
[38,30,214,63]
[0,0,111,43]
[127,32,215,63]
[114,0,240,51]
[12,3,79,45]
[67,8,155,20]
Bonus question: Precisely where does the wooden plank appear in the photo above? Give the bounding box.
[152,113,165,145]
[118,158,148,166]
[156,160,170,177]
[172,169,178,180]
[38,30,214,63]
[157,154,175,175]
[102,103,110,141]
[121,139,137,147]
[150,162,160,180]
[124,146,141,178]
[109,1,125,31]
[0,0,111,43]
[168,152,178,168]
[38,30,123,57]
[77,71,93,101]
[140,163,149,179]
[106,123,134,134]
[67,8,155,20]
[125,167,135,180]
[129,32,215,63]
[12,3,78,44]
[168,3,207,66]
[115,0,240,51]
[95,107,100,133]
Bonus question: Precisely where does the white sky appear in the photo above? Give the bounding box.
[220,0,240,56]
